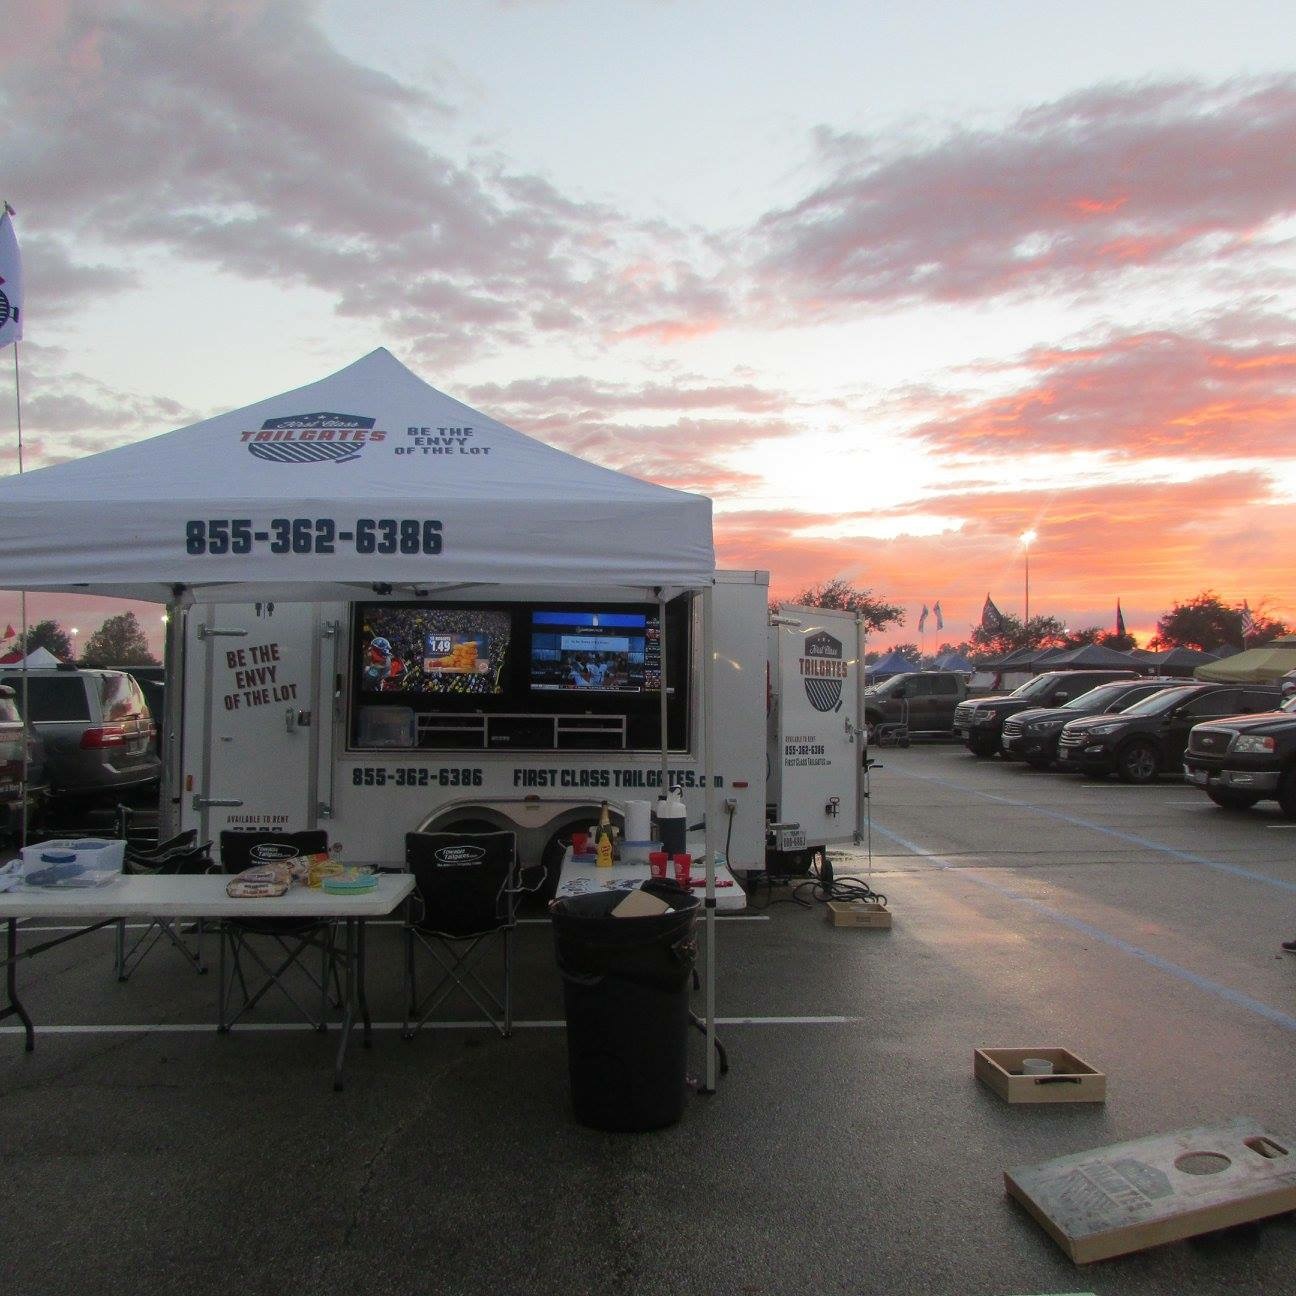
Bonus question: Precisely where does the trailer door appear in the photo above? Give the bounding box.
[773,605,860,847]
[187,603,320,841]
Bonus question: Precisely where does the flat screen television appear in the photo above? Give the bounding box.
[349,596,688,751]
[530,610,661,694]
[356,605,510,697]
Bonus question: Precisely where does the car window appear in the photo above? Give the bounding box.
[1180,690,1240,718]
[1118,687,1197,717]
[1239,688,1282,713]
[907,676,937,697]
[1060,683,1126,711]
[0,675,91,721]
[933,677,960,695]
[99,672,144,721]
[1010,675,1055,700]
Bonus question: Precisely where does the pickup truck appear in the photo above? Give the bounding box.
[862,671,970,743]
[953,669,1139,757]
[1057,682,1282,784]
[1182,695,1296,815]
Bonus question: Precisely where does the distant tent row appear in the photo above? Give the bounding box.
[1193,634,1296,683]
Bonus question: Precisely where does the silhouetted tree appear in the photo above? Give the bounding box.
[12,619,73,660]
[80,612,158,666]
[783,578,905,636]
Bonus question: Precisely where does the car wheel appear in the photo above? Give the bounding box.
[1024,755,1053,771]
[1278,767,1296,821]
[1205,789,1260,811]
[1116,741,1159,784]
[968,734,998,758]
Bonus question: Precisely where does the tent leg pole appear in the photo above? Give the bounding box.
[702,584,717,1094]
[159,598,187,841]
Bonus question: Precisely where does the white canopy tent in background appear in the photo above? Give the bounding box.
[0,349,724,1089]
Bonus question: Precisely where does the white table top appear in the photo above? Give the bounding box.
[0,873,414,920]
[557,850,747,911]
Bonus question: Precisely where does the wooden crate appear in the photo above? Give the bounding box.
[1005,1118,1296,1264]
[826,900,891,928]
[975,1047,1106,1104]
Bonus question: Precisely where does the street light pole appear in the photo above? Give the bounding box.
[1019,529,1037,630]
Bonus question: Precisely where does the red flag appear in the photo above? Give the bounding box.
[2,624,14,639]
[1115,600,1126,637]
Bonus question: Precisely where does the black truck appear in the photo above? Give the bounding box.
[952,669,1139,757]
[1182,695,1296,814]
[1057,682,1283,784]
[999,677,1181,769]
[862,670,971,744]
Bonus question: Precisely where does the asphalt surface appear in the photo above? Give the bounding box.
[3,744,1295,1295]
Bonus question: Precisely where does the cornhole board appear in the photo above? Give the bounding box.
[975,1047,1106,1104]
[1005,1117,1296,1264]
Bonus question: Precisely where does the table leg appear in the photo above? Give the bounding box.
[2,918,36,1052]
[357,918,372,1048]
[333,917,356,1092]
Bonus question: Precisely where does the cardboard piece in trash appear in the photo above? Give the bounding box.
[825,899,891,928]
[611,888,672,918]
[1005,1117,1296,1264]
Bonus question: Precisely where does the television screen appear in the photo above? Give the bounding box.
[357,605,510,696]
[530,609,661,694]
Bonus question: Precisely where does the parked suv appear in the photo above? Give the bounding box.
[0,683,48,842]
[1056,682,1282,783]
[1182,695,1296,815]
[863,670,971,743]
[1000,678,1181,769]
[0,666,160,801]
[952,670,1140,757]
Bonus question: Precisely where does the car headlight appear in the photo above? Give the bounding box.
[1232,734,1276,754]
[974,712,998,726]
[1086,723,1122,736]
[1028,721,1058,733]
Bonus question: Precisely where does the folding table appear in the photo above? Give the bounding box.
[0,873,414,1089]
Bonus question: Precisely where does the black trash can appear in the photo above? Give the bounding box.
[551,885,700,1132]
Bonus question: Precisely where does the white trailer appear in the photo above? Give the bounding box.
[176,576,862,878]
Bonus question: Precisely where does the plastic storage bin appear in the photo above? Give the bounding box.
[21,838,126,887]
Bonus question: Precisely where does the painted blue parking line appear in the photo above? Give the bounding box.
[893,766,1296,895]
[873,820,1296,1035]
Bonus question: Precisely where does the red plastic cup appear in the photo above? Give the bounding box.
[571,833,589,856]
[673,853,692,885]
[648,850,669,879]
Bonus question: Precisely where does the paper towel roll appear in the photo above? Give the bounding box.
[625,800,652,843]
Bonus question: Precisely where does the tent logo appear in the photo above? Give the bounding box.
[240,412,386,465]
[801,631,847,712]
[0,285,12,332]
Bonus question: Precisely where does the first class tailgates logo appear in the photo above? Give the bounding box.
[241,412,385,465]
[801,630,847,712]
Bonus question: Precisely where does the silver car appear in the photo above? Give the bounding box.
[0,667,160,801]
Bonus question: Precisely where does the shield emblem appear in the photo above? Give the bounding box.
[802,630,844,713]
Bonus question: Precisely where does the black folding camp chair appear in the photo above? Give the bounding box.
[217,830,339,1032]
[402,830,521,1039]
[115,829,214,981]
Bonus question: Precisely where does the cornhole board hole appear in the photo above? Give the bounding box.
[1005,1117,1296,1264]
[975,1047,1106,1104]
[826,900,891,928]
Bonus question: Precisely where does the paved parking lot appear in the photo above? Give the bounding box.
[3,746,1294,1295]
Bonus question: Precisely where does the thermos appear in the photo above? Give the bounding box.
[656,787,687,857]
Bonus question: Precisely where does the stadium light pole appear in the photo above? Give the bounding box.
[1020,529,1037,627]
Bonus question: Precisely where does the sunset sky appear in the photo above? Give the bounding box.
[2,0,1295,655]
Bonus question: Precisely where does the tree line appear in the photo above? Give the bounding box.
[778,581,1290,664]
[7,611,158,665]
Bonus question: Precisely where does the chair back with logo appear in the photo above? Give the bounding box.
[405,831,517,938]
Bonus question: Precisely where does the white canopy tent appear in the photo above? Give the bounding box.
[0,349,725,1089]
